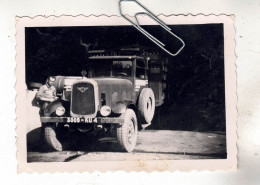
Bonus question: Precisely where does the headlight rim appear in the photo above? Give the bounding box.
[55,106,65,116]
[100,105,112,117]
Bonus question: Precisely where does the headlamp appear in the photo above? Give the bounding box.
[100,106,111,117]
[56,106,65,116]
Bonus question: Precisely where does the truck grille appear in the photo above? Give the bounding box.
[71,82,95,115]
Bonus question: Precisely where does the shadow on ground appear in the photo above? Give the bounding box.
[27,128,227,162]
[27,128,121,153]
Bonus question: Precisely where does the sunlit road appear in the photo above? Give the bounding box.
[27,130,226,162]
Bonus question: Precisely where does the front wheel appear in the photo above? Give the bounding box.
[116,109,138,152]
[43,124,63,151]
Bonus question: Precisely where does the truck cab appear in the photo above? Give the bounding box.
[40,55,155,152]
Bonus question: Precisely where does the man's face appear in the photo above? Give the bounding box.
[47,77,55,86]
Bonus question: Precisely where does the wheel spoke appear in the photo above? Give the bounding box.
[127,121,135,144]
[116,109,137,152]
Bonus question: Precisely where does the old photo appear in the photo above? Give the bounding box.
[16,15,236,172]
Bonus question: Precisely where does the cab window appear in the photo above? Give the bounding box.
[136,60,146,79]
[88,60,132,78]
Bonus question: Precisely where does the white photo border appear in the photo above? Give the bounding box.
[16,15,237,172]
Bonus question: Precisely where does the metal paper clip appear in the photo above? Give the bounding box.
[119,0,185,56]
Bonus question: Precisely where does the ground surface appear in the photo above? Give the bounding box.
[27,130,226,162]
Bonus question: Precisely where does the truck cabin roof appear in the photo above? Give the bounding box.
[88,56,145,60]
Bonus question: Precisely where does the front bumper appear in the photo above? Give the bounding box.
[40,117,124,125]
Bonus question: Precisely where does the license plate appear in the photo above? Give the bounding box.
[66,117,97,123]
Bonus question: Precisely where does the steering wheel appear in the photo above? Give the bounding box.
[117,72,128,76]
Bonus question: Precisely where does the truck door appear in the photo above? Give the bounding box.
[135,59,148,92]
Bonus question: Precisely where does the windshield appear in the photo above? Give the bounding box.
[88,60,133,78]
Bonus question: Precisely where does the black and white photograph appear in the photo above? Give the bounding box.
[16,15,236,172]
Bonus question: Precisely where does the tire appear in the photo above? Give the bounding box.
[138,88,155,124]
[29,82,43,89]
[44,124,63,151]
[116,109,138,152]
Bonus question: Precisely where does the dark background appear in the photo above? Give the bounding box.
[25,24,225,132]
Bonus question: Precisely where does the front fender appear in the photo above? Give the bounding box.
[43,101,63,117]
[111,100,136,114]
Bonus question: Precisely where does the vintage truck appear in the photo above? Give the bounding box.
[40,55,157,152]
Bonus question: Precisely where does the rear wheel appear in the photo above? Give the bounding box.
[138,88,155,126]
[116,109,138,152]
[43,124,63,151]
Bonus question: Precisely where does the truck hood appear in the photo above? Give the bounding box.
[93,78,134,106]
[93,78,132,87]
[54,76,134,107]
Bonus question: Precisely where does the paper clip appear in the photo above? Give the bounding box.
[119,0,185,56]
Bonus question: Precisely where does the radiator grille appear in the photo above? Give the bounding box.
[71,82,95,115]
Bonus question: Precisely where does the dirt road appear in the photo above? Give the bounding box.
[27,130,226,162]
